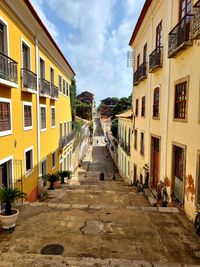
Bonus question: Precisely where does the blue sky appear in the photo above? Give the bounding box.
[30,0,145,105]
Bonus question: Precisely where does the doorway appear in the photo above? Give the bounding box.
[151,137,160,188]
[172,145,185,203]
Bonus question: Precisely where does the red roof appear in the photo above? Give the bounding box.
[25,0,75,76]
[129,0,152,46]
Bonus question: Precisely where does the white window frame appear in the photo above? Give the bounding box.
[50,65,54,85]
[23,101,33,131]
[0,16,9,56]
[51,106,56,128]
[58,74,62,93]
[52,151,56,169]
[40,104,47,132]
[21,37,31,70]
[41,157,48,175]
[24,146,34,176]
[66,81,69,96]
[0,97,12,137]
[39,55,46,79]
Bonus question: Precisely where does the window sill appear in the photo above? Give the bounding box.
[0,129,12,137]
[41,128,47,132]
[152,116,160,120]
[51,125,56,129]
[24,126,33,131]
[173,118,188,123]
[25,168,34,178]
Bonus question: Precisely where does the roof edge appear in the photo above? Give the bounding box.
[129,0,152,46]
[25,0,76,77]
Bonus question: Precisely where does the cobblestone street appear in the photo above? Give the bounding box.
[0,116,200,266]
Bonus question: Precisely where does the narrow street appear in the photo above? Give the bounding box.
[0,117,200,266]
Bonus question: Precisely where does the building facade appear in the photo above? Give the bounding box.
[117,110,132,184]
[0,0,75,202]
[129,0,200,220]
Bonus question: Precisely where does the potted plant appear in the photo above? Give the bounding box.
[0,187,27,229]
[42,173,60,190]
[57,170,72,184]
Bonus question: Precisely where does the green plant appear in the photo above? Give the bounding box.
[42,173,60,190]
[0,187,27,215]
[57,170,72,184]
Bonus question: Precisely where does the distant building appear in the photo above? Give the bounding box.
[77,91,94,105]
[99,97,119,119]
[101,97,119,106]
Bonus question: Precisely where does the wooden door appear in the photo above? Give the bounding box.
[152,138,159,188]
[173,146,184,202]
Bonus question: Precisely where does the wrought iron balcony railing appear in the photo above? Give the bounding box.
[149,46,163,73]
[133,69,139,86]
[21,68,37,91]
[193,0,200,39]
[138,62,147,81]
[0,52,18,84]
[59,132,74,150]
[39,78,50,97]
[168,14,193,58]
[51,84,59,99]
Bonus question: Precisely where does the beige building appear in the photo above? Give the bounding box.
[117,110,132,184]
[129,0,200,220]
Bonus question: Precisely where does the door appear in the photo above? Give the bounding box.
[152,137,160,188]
[0,162,8,188]
[173,146,184,203]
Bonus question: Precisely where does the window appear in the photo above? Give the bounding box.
[137,54,140,69]
[197,152,200,205]
[62,79,65,94]
[0,20,7,54]
[52,152,56,168]
[153,88,160,117]
[143,43,147,63]
[40,58,45,79]
[50,67,54,85]
[64,122,67,136]
[41,159,47,185]
[25,147,33,174]
[51,106,55,127]
[40,105,46,130]
[135,99,139,117]
[141,96,145,117]
[156,21,162,47]
[59,75,62,92]
[140,132,144,155]
[134,129,137,150]
[133,164,137,183]
[23,102,32,129]
[174,81,187,119]
[179,0,191,19]
[0,100,11,133]
[66,81,69,96]
[22,42,30,69]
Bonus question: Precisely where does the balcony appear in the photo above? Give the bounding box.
[149,46,163,73]
[193,0,200,39]
[51,85,59,100]
[138,62,147,81]
[168,14,193,58]
[133,69,139,86]
[59,132,74,150]
[21,68,37,93]
[39,78,50,97]
[0,52,18,87]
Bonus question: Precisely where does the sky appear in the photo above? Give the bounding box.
[30,0,145,105]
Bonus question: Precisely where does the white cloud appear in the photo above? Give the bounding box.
[30,0,145,104]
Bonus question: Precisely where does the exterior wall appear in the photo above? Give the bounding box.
[130,0,200,221]
[0,1,74,202]
[118,117,132,184]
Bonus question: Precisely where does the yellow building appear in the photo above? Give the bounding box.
[117,110,132,184]
[0,0,75,202]
[129,0,200,220]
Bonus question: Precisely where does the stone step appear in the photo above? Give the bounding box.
[0,252,197,267]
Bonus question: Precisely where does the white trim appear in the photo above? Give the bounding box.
[24,146,34,177]
[0,97,12,137]
[0,15,10,57]
[0,155,14,188]
[23,101,33,131]
[51,105,56,128]
[40,104,47,132]
[21,37,32,71]
[52,151,56,169]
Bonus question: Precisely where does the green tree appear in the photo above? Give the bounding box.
[76,100,92,120]
[111,118,118,138]
[70,78,77,127]
[111,96,132,119]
